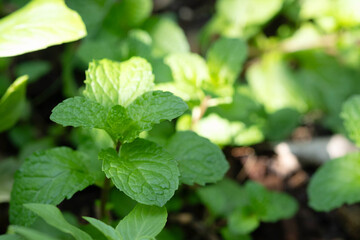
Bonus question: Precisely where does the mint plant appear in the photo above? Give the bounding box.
[197,179,298,239]
[308,95,360,211]
[6,203,166,240]
[4,57,229,239]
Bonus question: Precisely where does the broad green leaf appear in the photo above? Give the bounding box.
[100,139,179,206]
[116,204,167,240]
[197,179,246,216]
[221,227,252,240]
[167,131,229,185]
[308,153,360,211]
[24,204,92,240]
[0,235,23,240]
[243,181,298,222]
[0,0,86,57]
[206,37,247,96]
[0,76,27,133]
[128,91,188,124]
[8,226,57,240]
[291,51,360,131]
[247,53,307,113]
[228,207,259,235]
[105,91,187,143]
[105,105,143,143]
[84,58,154,108]
[341,95,360,147]
[83,217,122,240]
[50,96,108,129]
[265,108,300,141]
[261,190,299,222]
[126,30,152,59]
[165,53,209,92]
[104,0,153,31]
[143,16,190,56]
[10,147,102,226]
[217,0,283,27]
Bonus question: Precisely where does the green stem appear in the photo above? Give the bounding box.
[191,96,211,130]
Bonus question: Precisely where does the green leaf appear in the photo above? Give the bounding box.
[50,96,108,129]
[341,95,360,146]
[265,108,301,141]
[104,0,153,31]
[105,91,187,143]
[247,53,308,113]
[228,207,259,235]
[206,37,247,96]
[0,0,86,57]
[0,76,27,133]
[167,131,229,185]
[84,57,154,108]
[221,227,252,240]
[243,181,298,222]
[10,147,101,226]
[165,53,209,87]
[128,91,188,124]
[100,139,179,206]
[8,226,57,240]
[143,16,190,56]
[24,204,92,240]
[197,179,246,216]
[83,217,122,240]
[217,0,283,26]
[0,235,24,240]
[116,204,167,240]
[308,153,360,211]
[105,105,142,143]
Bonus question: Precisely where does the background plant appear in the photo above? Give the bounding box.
[1,0,360,239]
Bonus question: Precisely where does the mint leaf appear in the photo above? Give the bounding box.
[10,147,101,226]
[308,153,360,211]
[105,91,187,143]
[105,105,143,143]
[8,226,57,240]
[197,179,246,216]
[165,53,209,99]
[83,58,154,108]
[100,139,179,206]
[83,217,123,240]
[128,91,188,124]
[167,131,229,185]
[0,76,27,133]
[143,16,189,56]
[50,96,108,129]
[104,0,152,30]
[228,207,259,235]
[243,182,298,222]
[247,53,308,113]
[0,0,86,57]
[0,234,24,240]
[206,37,247,95]
[116,204,167,240]
[24,204,92,240]
[341,95,360,147]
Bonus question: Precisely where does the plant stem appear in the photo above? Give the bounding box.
[99,141,121,221]
[191,96,211,130]
[100,177,111,221]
